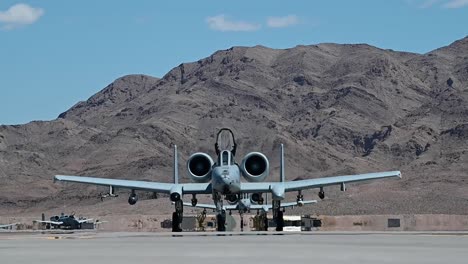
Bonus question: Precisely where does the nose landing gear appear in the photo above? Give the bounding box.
[272,200,284,231]
[275,210,284,231]
[216,210,226,232]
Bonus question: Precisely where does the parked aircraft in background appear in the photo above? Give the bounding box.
[0,223,18,229]
[34,213,93,229]
[54,128,401,232]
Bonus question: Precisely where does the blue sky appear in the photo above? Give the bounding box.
[1,0,467,125]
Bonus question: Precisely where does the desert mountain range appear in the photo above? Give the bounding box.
[1,37,467,216]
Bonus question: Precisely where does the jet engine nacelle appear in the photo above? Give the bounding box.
[226,194,239,205]
[187,152,214,183]
[170,185,183,202]
[240,152,269,182]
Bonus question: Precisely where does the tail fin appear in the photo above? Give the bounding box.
[173,145,179,184]
[280,144,285,182]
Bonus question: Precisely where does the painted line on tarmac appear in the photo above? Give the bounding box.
[42,235,96,240]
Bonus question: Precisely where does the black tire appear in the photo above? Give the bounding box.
[216,214,226,232]
[275,211,284,231]
[172,212,182,232]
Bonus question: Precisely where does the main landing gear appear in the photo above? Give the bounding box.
[172,200,183,232]
[212,192,226,232]
[272,200,284,231]
[275,210,284,231]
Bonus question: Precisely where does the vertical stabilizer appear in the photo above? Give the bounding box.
[173,145,179,184]
[280,144,285,182]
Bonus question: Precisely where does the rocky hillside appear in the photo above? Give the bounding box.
[1,37,467,216]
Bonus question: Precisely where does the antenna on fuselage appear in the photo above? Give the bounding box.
[280,144,285,182]
[173,145,179,184]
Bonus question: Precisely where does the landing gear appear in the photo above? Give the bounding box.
[275,210,284,231]
[240,212,244,232]
[216,210,226,232]
[172,212,182,232]
[272,200,284,231]
[172,200,183,232]
[213,192,226,232]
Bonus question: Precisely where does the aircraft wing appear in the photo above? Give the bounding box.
[241,171,401,193]
[183,202,238,210]
[34,220,63,225]
[78,219,93,223]
[54,175,212,195]
[183,200,317,211]
[248,200,317,210]
[279,200,317,208]
[0,223,19,228]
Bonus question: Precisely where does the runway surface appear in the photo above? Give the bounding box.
[1,231,467,264]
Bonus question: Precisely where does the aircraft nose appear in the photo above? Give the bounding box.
[221,174,233,184]
[223,176,240,192]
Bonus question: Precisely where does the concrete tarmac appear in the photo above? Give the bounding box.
[1,231,467,264]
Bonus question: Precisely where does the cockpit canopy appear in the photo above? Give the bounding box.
[215,128,237,156]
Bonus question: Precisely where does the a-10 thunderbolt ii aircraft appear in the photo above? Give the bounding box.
[54,128,401,232]
[0,223,19,230]
[34,213,93,229]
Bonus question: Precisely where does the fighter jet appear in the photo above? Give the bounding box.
[54,128,401,232]
[34,213,93,229]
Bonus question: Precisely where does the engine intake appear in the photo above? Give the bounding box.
[240,152,269,182]
[226,194,239,205]
[187,152,214,183]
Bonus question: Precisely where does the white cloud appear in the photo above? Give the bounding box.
[206,15,260,32]
[443,0,468,8]
[418,0,442,8]
[266,15,299,28]
[0,3,44,30]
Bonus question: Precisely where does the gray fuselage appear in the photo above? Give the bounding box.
[211,150,241,195]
